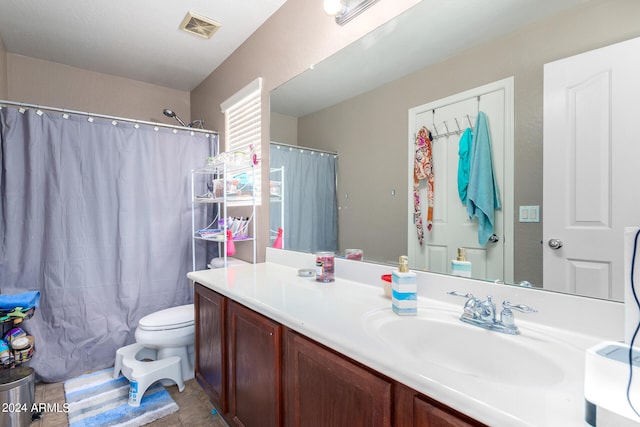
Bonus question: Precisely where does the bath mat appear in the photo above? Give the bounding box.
[64,367,179,427]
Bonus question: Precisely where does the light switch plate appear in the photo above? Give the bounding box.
[519,205,540,223]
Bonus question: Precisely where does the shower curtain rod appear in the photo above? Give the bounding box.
[0,100,218,136]
[271,141,338,157]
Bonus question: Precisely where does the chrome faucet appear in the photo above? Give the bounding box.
[447,291,537,335]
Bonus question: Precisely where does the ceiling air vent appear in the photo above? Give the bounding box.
[180,12,221,39]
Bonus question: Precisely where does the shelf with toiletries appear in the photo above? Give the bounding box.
[0,292,39,368]
[191,160,257,270]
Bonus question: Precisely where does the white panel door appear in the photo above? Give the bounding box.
[408,78,514,283]
[543,36,640,301]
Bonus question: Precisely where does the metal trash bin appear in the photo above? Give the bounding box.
[0,367,35,427]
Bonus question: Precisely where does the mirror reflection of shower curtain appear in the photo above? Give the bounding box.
[0,106,210,382]
[270,144,338,253]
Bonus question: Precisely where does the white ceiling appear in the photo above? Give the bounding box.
[0,0,287,92]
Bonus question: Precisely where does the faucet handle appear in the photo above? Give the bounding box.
[447,291,473,299]
[502,301,537,313]
[500,301,537,330]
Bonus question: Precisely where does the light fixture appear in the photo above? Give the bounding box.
[323,0,380,26]
[323,0,346,16]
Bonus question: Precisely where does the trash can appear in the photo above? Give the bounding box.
[0,367,35,427]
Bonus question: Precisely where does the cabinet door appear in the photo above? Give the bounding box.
[414,397,479,427]
[395,383,484,427]
[284,329,392,427]
[194,283,227,412]
[413,397,484,427]
[227,300,282,427]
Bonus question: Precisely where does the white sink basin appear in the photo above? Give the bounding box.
[362,307,567,386]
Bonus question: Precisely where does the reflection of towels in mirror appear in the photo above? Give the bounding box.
[457,128,473,204]
[466,111,501,245]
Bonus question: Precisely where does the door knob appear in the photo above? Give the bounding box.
[548,238,563,249]
[489,234,499,243]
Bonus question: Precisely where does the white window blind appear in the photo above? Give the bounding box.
[221,78,262,205]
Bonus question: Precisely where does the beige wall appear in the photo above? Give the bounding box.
[270,112,298,146]
[294,0,640,283]
[0,36,7,99]
[191,0,420,262]
[7,54,190,125]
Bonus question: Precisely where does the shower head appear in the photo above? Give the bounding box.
[162,108,187,127]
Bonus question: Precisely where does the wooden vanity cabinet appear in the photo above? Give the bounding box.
[284,328,392,427]
[227,300,283,427]
[194,283,227,412]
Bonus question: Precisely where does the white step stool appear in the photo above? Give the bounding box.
[113,343,184,407]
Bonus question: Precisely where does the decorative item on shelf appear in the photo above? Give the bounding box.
[273,228,283,249]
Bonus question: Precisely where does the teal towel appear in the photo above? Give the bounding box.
[466,112,501,245]
[457,128,472,203]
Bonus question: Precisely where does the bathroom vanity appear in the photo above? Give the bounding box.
[193,283,480,426]
[188,249,623,426]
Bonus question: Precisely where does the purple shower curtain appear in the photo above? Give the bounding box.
[0,106,211,382]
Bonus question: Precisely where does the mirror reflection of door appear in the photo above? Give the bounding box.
[543,36,640,302]
[408,78,514,283]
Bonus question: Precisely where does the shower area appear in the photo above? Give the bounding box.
[0,101,215,382]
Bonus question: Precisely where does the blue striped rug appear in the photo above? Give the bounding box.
[64,367,179,426]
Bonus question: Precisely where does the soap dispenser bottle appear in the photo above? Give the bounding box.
[392,255,417,316]
[451,248,472,277]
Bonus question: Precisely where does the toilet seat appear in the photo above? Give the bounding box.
[138,304,194,331]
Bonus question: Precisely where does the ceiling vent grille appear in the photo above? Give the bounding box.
[180,12,221,39]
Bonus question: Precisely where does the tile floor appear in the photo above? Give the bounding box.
[32,378,229,427]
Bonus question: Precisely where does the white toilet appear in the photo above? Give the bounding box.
[113,304,195,407]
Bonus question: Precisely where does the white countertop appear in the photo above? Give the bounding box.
[188,261,606,427]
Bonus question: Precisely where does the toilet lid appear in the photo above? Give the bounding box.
[138,304,194,331]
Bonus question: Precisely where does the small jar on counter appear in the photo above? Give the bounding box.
[315,252,335,283]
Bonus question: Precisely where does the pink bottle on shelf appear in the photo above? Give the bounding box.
[273,228,283,249]
[226,230,236,256]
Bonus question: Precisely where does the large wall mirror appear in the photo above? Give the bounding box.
[269,0,640,302]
